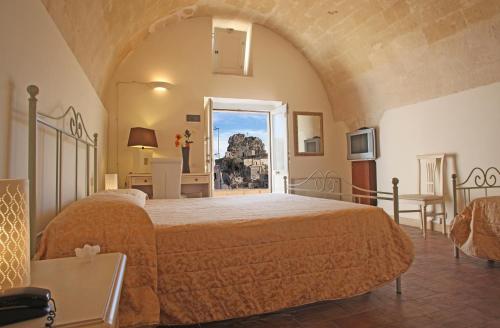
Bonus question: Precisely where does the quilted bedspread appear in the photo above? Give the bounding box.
[450,196,500,260]
[36,191,160,328]
[146,194,414,325]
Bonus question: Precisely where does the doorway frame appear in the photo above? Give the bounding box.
[204,97,288,194]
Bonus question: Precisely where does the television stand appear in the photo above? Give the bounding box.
[351,160,377,206]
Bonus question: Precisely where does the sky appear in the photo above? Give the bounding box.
[212,111,269,159]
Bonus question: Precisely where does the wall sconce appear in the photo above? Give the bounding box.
[0,179,30,291]
[148,81,173,92]
[104,174,118,190]
[117,80,173,92]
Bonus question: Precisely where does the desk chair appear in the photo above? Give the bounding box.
[151,158,182,199]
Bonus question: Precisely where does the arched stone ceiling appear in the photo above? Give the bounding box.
[42,0,500,128]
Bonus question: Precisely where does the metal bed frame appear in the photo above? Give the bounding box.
[26,85,405,294]
[27,85,98,256]
[451,166,500,259]
[285,170,342,199]
[284,169,403,294]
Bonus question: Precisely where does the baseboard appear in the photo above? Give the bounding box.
[398,216,451,233]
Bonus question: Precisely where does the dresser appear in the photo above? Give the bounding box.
[126,173,211,198]
[8,253,126,327]
[351,160,377,206]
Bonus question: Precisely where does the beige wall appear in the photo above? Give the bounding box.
[105,17,350,186]
[0,0,108,232]
[377,82,500,222]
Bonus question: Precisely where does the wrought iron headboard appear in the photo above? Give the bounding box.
[285,169,398,205]
[285,170,342,199]
[452,167,500,217]
[27,85,98,256]
[451,166,499,259]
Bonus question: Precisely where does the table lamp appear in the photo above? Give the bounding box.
[127,127,158,149]
[127,127,158,173]
[0,179,30,291]
[104,174,118,190]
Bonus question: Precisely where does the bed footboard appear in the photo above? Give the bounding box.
[284,170,402,294]
[451,167,500,260]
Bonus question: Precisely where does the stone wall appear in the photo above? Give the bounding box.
[42,0,500,127]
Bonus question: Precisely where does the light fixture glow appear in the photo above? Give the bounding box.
[0,179,30,291]
[104,174,118,190]
[148,81,172,92]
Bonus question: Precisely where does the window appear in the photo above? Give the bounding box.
[204,97,289,195]
[212,19,252,76]
[212,110,269,191]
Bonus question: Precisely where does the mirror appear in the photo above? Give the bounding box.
[293,111,324,156]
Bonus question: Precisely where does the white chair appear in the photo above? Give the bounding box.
[151,158,182,199]
[399,154,446,238]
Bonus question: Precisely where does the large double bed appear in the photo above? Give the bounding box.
[27,86,414,327]
[36,192,413,327]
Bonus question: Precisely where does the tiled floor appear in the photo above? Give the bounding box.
[168,227,500,328]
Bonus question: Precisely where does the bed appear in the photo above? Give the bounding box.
[26,86,414,327]
[450,167,500,262]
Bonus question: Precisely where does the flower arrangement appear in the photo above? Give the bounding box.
[175,129,194,148]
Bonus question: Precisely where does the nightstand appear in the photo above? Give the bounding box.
[125,172,211,198]
[125,173,153,198]
[181,173,211,197]
[8,253,126,328]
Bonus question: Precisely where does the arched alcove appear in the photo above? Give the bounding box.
[103,17,351,184]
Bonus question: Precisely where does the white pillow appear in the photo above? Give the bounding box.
[97,189,148,206]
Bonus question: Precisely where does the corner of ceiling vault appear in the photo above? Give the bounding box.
[42,0,500,130]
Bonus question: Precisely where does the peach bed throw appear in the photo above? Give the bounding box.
[37,192,413,327]
[36,191,160,328]
[146,194,414,325]
[450,196,500,260]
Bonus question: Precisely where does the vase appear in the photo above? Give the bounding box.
[181,146,190,173]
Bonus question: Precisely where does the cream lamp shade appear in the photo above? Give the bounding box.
[0,179,30,291]
[105,174,118,190]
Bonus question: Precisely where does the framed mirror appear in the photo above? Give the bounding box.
[293,111,324,156]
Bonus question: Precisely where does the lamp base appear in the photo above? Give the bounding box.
[132,148,153,174]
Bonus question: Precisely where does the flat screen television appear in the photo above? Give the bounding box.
[346,128,376,161]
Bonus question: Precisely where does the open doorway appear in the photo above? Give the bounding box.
[204,97,288,196]
[213,110,270,194]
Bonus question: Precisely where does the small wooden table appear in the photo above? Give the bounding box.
[8,253,126,328]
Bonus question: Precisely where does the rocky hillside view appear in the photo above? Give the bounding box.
[214,134,269,189]
[224,134,267,159]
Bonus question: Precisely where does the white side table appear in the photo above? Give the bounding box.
[181,173,211,197]
[8,253,126,328]
[125,173,153,198]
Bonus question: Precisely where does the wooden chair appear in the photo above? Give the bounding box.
[399,154,446,238]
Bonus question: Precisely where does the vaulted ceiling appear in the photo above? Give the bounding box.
[42,0,500,127]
